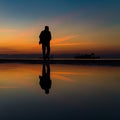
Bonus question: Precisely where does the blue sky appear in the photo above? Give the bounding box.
[0,0,119,23]
[0,0,120,57]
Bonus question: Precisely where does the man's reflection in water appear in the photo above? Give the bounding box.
[39,63,51,94]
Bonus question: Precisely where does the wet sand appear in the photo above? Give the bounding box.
[0,58,120,66]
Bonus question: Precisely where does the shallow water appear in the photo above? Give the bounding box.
[0,64,120,120]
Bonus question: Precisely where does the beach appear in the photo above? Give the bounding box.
[0,58,120,66]
[0,63,120,120]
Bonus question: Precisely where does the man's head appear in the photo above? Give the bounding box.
[45,26,49,31]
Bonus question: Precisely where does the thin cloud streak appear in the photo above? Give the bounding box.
[0,86,18,89]
[0,29,16,33]
[52,34,79,44]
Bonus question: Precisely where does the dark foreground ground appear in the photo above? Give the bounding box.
[0,58,120,66]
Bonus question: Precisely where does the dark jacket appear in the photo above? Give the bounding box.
[39,30,51,45]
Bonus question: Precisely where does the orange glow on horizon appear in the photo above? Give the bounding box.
[0,24,120,56]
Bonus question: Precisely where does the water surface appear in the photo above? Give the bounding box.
[0,64,120,120]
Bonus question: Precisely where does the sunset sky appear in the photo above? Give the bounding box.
[0,0,120,57]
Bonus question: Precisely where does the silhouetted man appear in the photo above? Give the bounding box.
[39,64,52,94]
[39,26,52,60]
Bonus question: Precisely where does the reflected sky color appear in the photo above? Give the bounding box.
[0,64,120,89]
[0,64,120,119]
[0,0,120,57]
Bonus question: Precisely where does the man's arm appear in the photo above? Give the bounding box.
[49,31,52,41]
[39,31,43,44]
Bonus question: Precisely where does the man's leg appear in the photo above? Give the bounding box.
[42,45,46,60]
[46,44,50,59]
